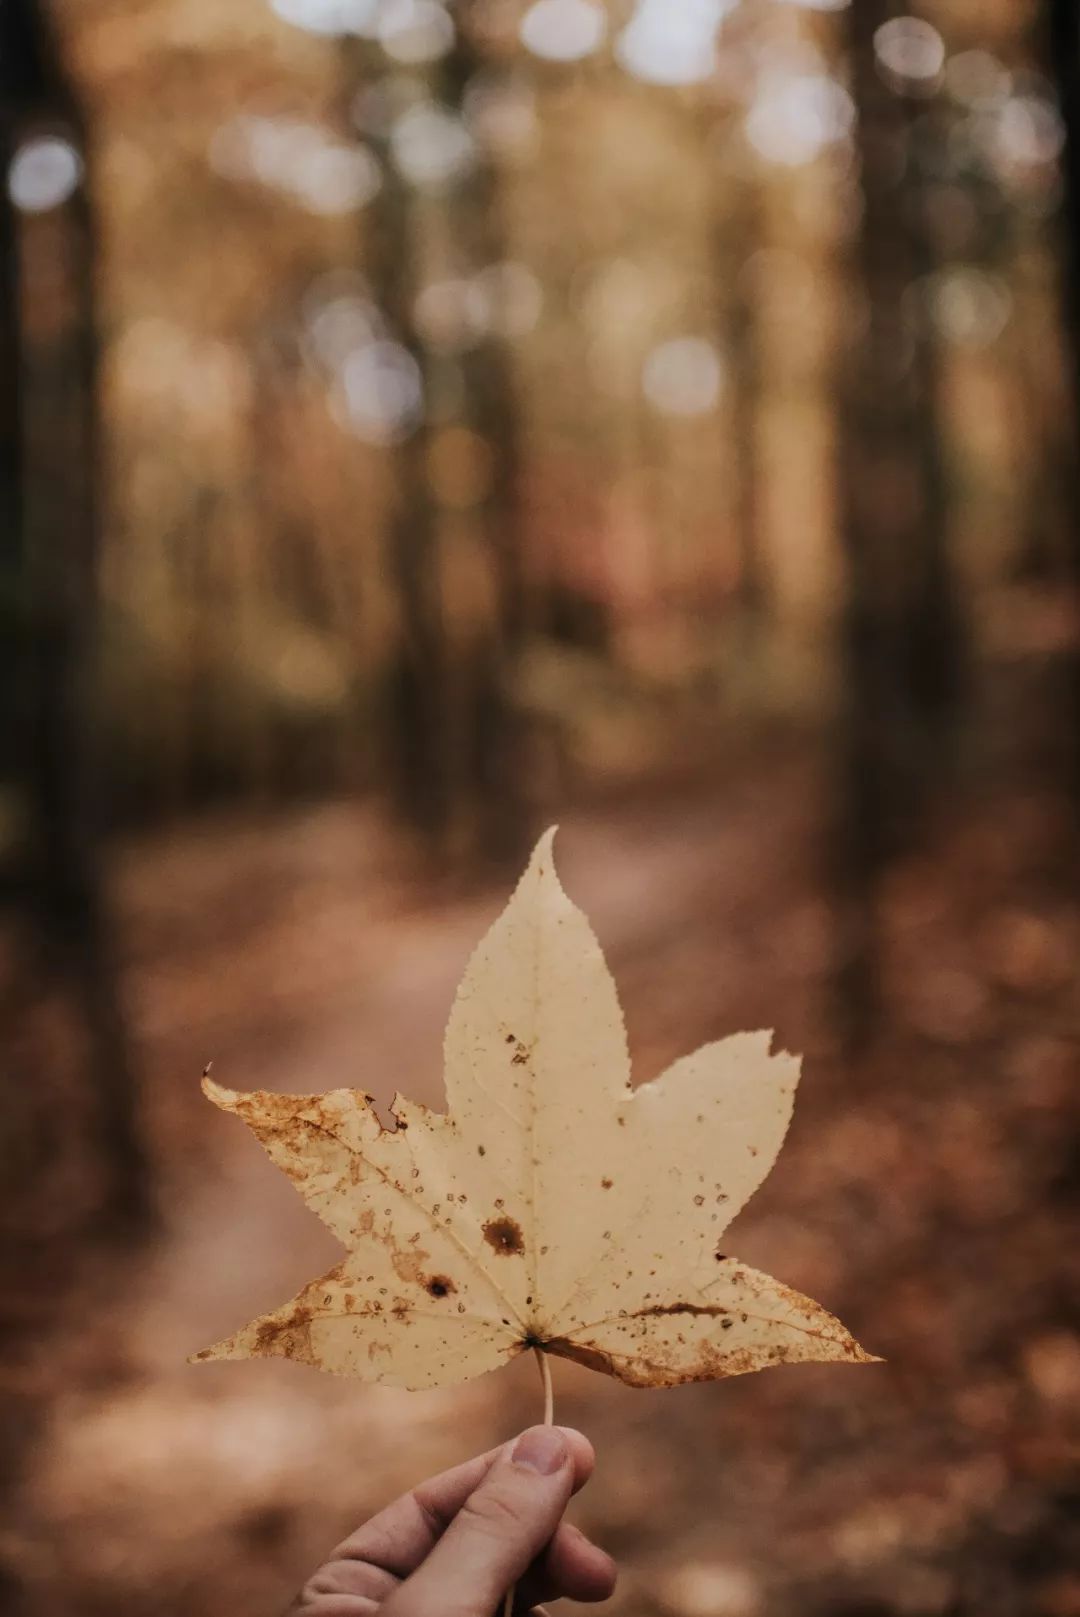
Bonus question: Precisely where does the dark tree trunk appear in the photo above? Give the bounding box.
[1046,0,1080,801]
[0,0,31,781]
[725,185,766,625]
[1049,1,1080,372]
[438,15,527,654]
[344,12,528,855]
[833,0,963,1043]
[0,0,149,1231]
[438,6,529,856]
[343,38,451,841]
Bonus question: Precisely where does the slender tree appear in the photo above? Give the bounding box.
[436,4,530,853]
[341,34,451,839]
[0,0,148,1228]
[833,0,963,1040]
[343,7,528,852]
[1046,0,1080,801]
[0,5,30,792]
[1049,1,1080,369]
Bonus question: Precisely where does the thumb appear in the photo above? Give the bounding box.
[384,1427,575,1617]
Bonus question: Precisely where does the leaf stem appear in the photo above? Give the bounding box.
[503,1351,555,1617]
[536,1346,554,1427]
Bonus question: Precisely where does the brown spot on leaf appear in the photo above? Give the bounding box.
[389,1244,431,1286]
[483,1216,525,1256]
[601,1177,613,1189]
[251,1307,316,1365]
[426,1275,455,1298]
[640,1302,731,1319]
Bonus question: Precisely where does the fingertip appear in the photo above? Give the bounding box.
[554,1426,595,1490]
[511,1426,571,1475]
[580,1555,619,1602]
[543,1521,618,1603]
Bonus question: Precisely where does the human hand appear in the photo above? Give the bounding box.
[291,1426,617,1616]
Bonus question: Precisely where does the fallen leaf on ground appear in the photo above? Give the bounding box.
[192,830,876,1389]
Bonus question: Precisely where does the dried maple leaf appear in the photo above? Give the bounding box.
[192,830,877,1390]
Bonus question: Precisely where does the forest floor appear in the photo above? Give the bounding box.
[3,737,1079,1617]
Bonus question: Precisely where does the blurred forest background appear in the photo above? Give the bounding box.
[2,1,1079,1615]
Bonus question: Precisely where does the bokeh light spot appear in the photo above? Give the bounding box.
[616,0,735,87]
[210,116,381,214]
[642,338,724,417]
[873,17,946,89]
[993,95,1065,169]
[305,292,383,369]
[519,0,606,63]
[925,268,1012,348]
[391,104,475,189]
[745,74,854,167]
[9,137,82,214]
[270,0,378,35]
[336,340,424,444]
[946,50,1011,110]
[377,0,454,64]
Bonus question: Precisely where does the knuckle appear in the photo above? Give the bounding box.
[458,1483,526,1538]
[293,1559,396,1610]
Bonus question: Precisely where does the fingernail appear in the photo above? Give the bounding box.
[512,1427,567,1475]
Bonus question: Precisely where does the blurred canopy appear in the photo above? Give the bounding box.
[1,0,1077,844]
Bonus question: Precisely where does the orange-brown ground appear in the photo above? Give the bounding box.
[3,745,1079,1617]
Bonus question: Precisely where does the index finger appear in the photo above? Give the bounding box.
[330,1428,595,1579]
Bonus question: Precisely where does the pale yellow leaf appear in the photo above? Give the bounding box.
[192,829,878,1390]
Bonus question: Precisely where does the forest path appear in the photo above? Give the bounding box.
[8,748,1079,1617]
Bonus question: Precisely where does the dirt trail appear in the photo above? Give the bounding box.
[6,754,1079,1617]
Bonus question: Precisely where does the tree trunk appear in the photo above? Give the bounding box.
[438,7,529,856]
[342,38,451,841]
[1046,0,1080,802]
[345,12,528,855]
[833,0,962,1043]
[0,0,149,1232]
